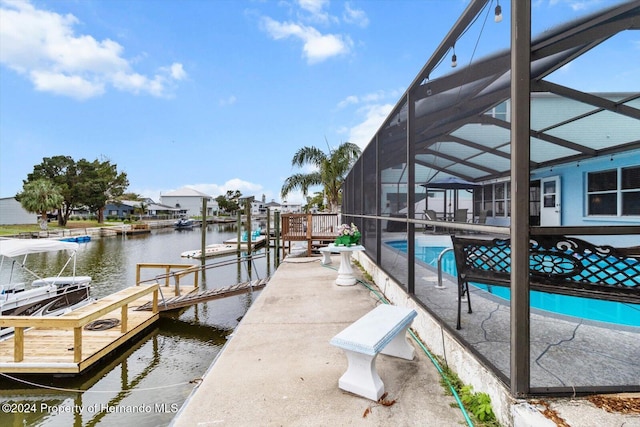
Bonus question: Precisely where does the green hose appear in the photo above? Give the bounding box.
[323,263,474,427]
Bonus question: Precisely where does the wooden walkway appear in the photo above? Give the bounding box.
[137,278,269,312]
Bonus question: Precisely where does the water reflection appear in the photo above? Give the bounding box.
[0,224,274,426]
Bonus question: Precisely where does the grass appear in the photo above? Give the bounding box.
[436,355,501,427]
[0,220,120,236]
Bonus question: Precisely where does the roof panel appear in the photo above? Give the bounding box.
[472,153,512,174]
[424,142,484,159]
[451,124,511,147]
[547,110,640,150]
[442,163,488,179]
[529,138,581,163]
[530,97,596,131]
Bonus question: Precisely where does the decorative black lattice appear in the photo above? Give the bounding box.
[458,236,639,289]
[450,235,640,330]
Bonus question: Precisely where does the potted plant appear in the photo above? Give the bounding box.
[335,223,361,246]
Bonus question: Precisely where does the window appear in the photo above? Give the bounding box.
[622,166,640,215]
[495,183,505,215]
[587,166,640,216]
[483,185,493,214]
[476,182,512,217]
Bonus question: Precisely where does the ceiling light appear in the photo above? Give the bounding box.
[495,1,503,23]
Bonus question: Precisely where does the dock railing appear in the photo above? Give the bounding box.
[136,262,199,296]
[0,284,159,364]
[281,213,340,255]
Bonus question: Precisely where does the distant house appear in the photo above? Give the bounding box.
[249,198,283,216]
[279,201,302,214]
[160,188,217,218]
[104,199,182,220]
[0,197,36,225]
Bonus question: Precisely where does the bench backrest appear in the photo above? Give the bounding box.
[451,235,640,303]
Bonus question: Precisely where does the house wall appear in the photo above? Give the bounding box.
[531,149,640,225]
[160,196,215,217]
[104,203,134,218]
[0,197,37,225]
[531,149,640,247]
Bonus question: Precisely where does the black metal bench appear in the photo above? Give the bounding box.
[451,235,640,330]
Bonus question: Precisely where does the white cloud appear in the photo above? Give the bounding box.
[337,95,359,108]
[0,0,186,99]
[177,179,265,200]
[297,0,331,23]
[30,70,105,100]
[348,103,394,149]
[172,63,186,80]
[343,3,369,28]
[337,89,403,109]
[297,0,328,15]
[219,95,237,106]
[261,16,351,63]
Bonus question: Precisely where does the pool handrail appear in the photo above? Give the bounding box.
[437,247,453,289]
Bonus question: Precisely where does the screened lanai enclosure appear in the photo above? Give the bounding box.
[341,1,640,398]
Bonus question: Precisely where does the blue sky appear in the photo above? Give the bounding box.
[1,0,638,205]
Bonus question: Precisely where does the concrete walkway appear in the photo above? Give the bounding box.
[172,255,468,426]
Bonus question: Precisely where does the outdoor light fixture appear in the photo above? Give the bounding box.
[494,1,503,22]
[451,46,457,68]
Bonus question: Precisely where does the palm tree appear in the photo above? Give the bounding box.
[17,179,64,230]
[134,201,148,221]
[281,141,361,213]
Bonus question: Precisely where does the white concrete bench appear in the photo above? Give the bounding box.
[329,304,417,400]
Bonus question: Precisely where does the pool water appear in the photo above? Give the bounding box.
[387,240,640,327]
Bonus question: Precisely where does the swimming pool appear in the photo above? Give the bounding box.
[386,240,640,327]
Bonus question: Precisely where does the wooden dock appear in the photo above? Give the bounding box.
[0,284,160,374]
[114,223,151,236]
[137,278,269,312]
[0,261,267,375]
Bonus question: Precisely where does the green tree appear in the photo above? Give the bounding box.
[23,156,129,224]
[133,201,148,221]
[16,179,64,230]
[120,192,144,201]
[24,155,78,226]
[281,141,361,213]
[215,190,242,215]
[75,158,129,223]
[304,191,326,213]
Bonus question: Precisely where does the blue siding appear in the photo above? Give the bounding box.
[531,149,640,245]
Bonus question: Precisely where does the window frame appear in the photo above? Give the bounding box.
[586,166,640,217]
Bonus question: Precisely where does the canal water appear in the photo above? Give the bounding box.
[0,223,277,427]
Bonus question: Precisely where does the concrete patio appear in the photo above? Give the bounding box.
[172,250,640,426]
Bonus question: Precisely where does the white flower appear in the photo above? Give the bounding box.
[338,223,359,237]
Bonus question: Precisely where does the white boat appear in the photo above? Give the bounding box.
[222,235,267,248]
[0,239,94,338]
[181,243,238,259]
[174,217,195,229]
[181,232,268,259]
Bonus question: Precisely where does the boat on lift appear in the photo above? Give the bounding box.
[0,239,94,338]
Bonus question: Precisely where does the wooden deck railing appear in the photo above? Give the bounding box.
[136,262,200,296]
[281,213,340,254]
